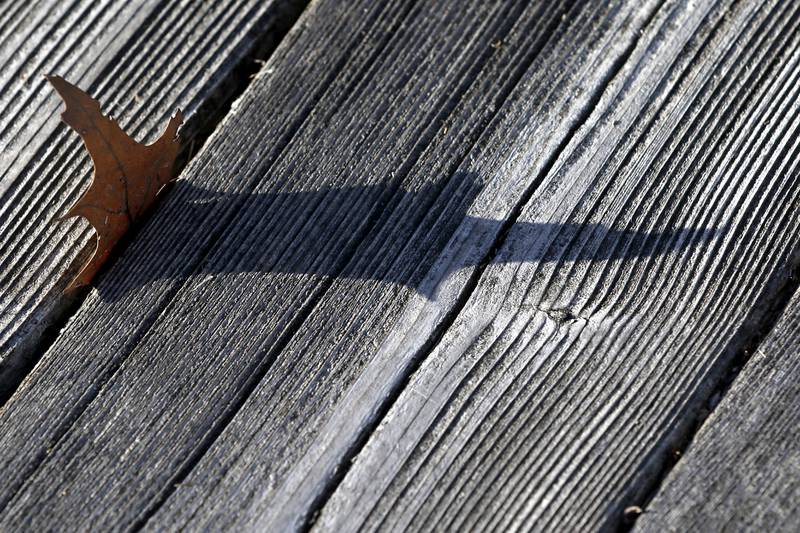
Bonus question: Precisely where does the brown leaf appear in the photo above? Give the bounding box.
[47,75,182,292]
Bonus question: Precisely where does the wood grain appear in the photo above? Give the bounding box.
[0,0,663,529]
[150,1,665,530]
[0,0,157,394]
[636,287,800,532]
[0,0,798,530]
[0,0,306,397]
[0,0,154,195]
[317,0,800,530]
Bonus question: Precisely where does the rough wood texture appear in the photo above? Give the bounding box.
[0,0,661,529]
[0,0,798,531]
[636,287,800,532]
[0,0,152,193]
[317,0,800,530]
[151,1,664,530]
[0,0,305,397]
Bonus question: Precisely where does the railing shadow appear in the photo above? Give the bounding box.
[96,179,726,301]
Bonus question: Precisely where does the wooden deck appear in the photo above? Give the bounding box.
[1,0,798,531]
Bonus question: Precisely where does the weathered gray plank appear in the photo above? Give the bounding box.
[0,0,666,529]
[149,1,667,530]
[316,0,800,530]
[0,0,306,397]
[0,0,158,391]
[1,0,798,532]
[149,3,668,530]
[636,285,800,532]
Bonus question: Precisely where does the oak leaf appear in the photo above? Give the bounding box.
[47,75,182,292]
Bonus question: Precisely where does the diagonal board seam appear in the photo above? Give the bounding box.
[618,9,800,531]
[627,241,800,531]
[0,0,278,318]
[128,1,447,527]
[163,0,594,528]
[304,0,792,525]
[0,0,308,407]
[370,1,675,527]
[0,0,313,512]
[133,0,592,524]
[298,2,667,530]
[540,2,800,524]
[0,0,437,521]
[1,0,423,520]
[0,0,174,402]
[133,1,568,527]
[0,0,312,404]
[626,144,800,527]
[472,0,800,528]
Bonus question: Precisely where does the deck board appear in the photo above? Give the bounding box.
[0,0,661,529]
[636,288,800,532]
[148,1,662,530]
[0,0,306,397]
[0,0,159,393]
[316,0,800,530]
[0,0,798,531]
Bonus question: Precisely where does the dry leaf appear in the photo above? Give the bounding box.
[47,75,182,292]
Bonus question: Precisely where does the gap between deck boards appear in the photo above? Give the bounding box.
[301,4,800,529]
[292,9,659,529]
[0,0,311,407]
[5,0,799,530]
[132,1,540,525]
[301,1,800,529]
[627,252,800,530]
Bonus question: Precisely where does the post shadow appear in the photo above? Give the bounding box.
[94,178,727,301]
